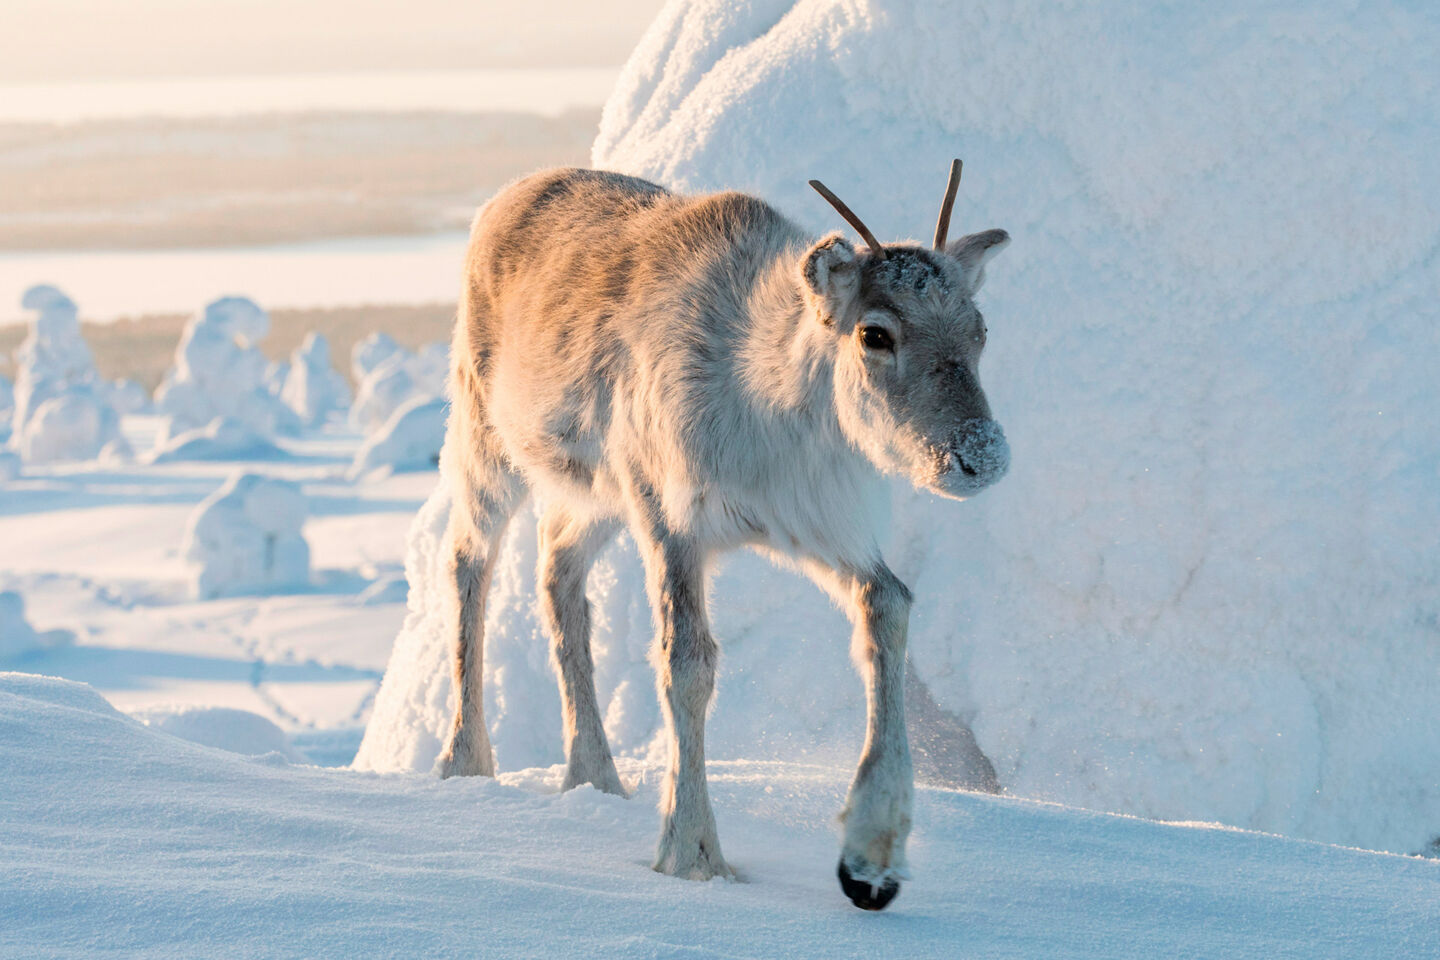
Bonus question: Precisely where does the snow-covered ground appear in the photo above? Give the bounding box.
[4,671,1437,960]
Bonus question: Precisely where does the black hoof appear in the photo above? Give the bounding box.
[837,861,901,911]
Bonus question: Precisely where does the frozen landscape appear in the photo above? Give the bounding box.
[3,0,1439,956]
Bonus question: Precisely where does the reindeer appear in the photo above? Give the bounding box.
[437,159,1010,910]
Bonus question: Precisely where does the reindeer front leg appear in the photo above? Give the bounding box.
[838,563,914,910]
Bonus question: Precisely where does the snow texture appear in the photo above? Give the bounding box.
[348,396,446,479]
[182,472,310,600]
[7,284,125,463]
[154,296,301,444]
[281,331,351,426]
[3,672,1438,959]
[361,0,1440,856]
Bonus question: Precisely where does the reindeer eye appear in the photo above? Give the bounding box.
[859,325,894,351]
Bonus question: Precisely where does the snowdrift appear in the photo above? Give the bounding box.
[3,672,1435,958]
[359,0,1440,855]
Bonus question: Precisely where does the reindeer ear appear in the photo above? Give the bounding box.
[800,233,859,324]
[947,228,1010,292]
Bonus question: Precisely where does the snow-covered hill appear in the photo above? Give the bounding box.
[4,671,1437,959]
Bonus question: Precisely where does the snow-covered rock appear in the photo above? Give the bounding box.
[361,0,1440,857]
[149,416,286,464]
[351,331,402,384]
[154,296,300,444]
[182,473,310,599]
[130,704,304,761]
[348,397,446,479]
[0,590,74,659]
[281,332,350,426]
[8,284,126,462]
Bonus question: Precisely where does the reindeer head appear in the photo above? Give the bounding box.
[801,160,1011,500]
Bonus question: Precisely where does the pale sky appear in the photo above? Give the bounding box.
[1,0,664,82]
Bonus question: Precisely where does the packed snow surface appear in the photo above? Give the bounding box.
[362,0,1440,857]
[4,672,1437,959]
[182,472,310,599]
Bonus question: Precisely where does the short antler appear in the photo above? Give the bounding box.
[809,179,887,260]
[932,158,962,251]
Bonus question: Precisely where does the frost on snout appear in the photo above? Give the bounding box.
[927,418,1010,498]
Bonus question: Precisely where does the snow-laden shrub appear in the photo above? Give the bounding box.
[130,704,303,760]
[359,1,1440,856]
[0,590,74,659]
[154,297,300,443]
[149,416,285,464]
[182,473,310,599]
[348,350,442,437]
[8,285,125,462]
[281,332,350,426]
[348,397,446,479]
[351,331,403,384]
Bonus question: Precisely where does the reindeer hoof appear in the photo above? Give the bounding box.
[837,861,901,911]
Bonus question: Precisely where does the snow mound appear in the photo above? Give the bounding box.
[154,296,300,445]
[148,415,287,464]
[8,284,126,463]
[363,1,1440,855]
[348,342,449,435]
[130,704,303,761]
[0,591,75,659]
[281,332,351,426]
[585,0,1440,855]
[182,472,310,599]
[348,397,446,479]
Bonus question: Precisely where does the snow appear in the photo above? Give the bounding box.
[154,295,301,444]
[348,343,448,435]
[281,331,351,426]
[0,451,19,481]
[351,330,402,383]
[130,702,304,761]
[348,396,447,479]
[7,284,126,463]
[3,670,1437,959]
[0,590,74,660]
[148,415,287,463]
[181,472,311,599]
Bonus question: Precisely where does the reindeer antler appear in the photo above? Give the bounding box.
[933,158,963,251]
[809,179,887,260]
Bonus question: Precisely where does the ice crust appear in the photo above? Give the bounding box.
[364,0,1439,855]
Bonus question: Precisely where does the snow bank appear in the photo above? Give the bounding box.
[362,1,1440,855]
[348,397,446,479]
[3,672,1436,958]
[7,284,126,463]
[154,296,300,445]
[0,591,74,659]
[281,332,351,426]
[182,473,310,599]
[130,704,303,761]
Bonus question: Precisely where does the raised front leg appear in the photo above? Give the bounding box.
[630,509,731,880]
[837,564,914,910]
[537,506,625,795]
